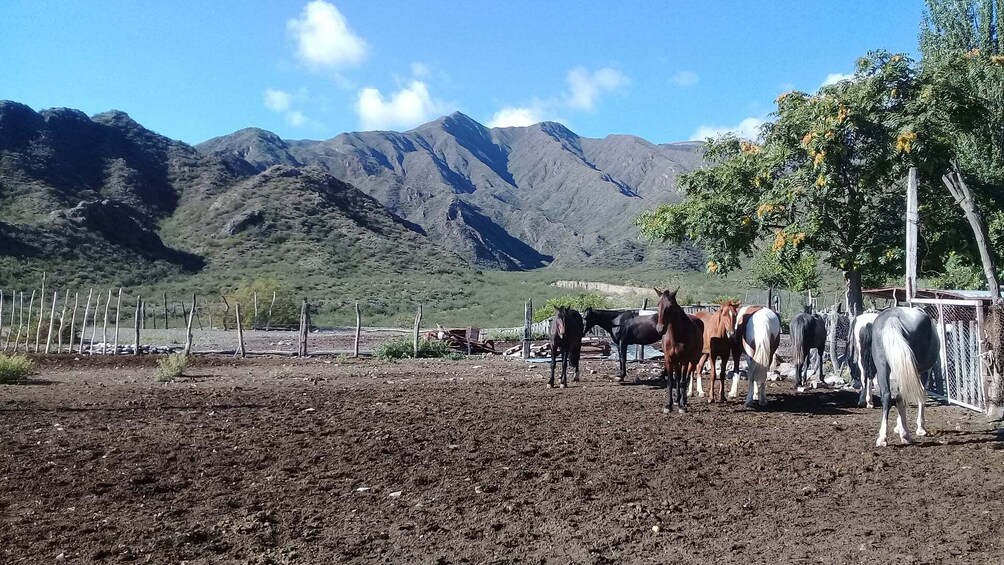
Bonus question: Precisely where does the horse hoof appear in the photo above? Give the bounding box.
[796,386,807,393]
[900,435,914,445]
[697,392,705,398]
[572,378,580,383]
[615,376,624,382]
[876,438,887,448]
[559,383,567,389]
[546,383,554,389]
[917,428,928,437]
[744,401,755,409]
[678,408,687,414]
[662,407,672,414]
[866,403,874,409]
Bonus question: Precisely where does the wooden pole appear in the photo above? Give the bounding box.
[22,290,36,352]
[253,292,259,330]
[89,292,102,354]
[0,290,4,352]
[67,292,78,354]
[12,292,25,353]
[56,289,69,354]
[235,301,246,358]
[637,298,648,361]
[353,301,361,357]
[102,289,111,354]
[265,291,276,331]
[163,292,169,330]
[221,294,230,331]
[34,272,45,352]
[184,294,196,355]
[413,304,423,357]
[905,167,919,301]
[2,291,12,352]
[113,288,122,355]
[522,299,532,359]
[141,299,146,330]
[943,170,1001,302]
[78,289,93,354]
[298,298,308,357]
[134,296,142,356]
[44,291,57,353]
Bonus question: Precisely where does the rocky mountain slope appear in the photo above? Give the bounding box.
[198,112,705,270]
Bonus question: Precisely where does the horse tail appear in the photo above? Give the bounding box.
[744,313,773,384]
[880,318,926,405]
[790,316,806,365]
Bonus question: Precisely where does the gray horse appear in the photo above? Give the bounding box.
[862,307,940,447]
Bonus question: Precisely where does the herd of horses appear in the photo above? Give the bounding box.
[547,288,942,447]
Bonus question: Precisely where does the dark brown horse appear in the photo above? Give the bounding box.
[548,307,584,388]
[655,288,705,413]
[693,300,740,402]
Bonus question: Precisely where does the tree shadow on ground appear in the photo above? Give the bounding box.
[743,388,859,415]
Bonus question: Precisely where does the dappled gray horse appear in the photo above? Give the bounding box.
[862,307,940,447]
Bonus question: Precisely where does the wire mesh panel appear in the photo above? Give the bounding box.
[915,299,985,412]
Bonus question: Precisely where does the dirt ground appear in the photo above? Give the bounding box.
[2,354,1003,564]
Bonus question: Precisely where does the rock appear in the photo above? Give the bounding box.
[221,209,265,236]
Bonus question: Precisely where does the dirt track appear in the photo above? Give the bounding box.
[2,355,1003,564]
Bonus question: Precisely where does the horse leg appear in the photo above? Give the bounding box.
[571,345,581,383]
[876,391,891,447]
[744,363,756,408]
[865,376,874,409]
[678,365,687,413]
[548,348,557,388]
[709,355,718,403]
[757,369,767,406]
[895,395,913,444]
[857,368,869,408]
[816,345,825,386]
[695,359,705,397]
[560,350,569,388]
[916,393,927,437]
[663,360,674,414]
[617,341,628,382]
[794,360,803,390]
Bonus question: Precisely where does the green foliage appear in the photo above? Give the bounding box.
[223,276,299,329]
[374,338,452,360]
[640,51,922,312]
[0,354,36,384]
[920,0,1002,60]
[749,247,821,293]
[532,293,612,323]
[155,353,190,382]
[930,251,986,289]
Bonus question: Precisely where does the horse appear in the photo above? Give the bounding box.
[583,307,662,381]
[654,288,704,413]
[692,300,739,402]
[548,307,584,388]
[789,311,828,390]
[848,311,880,407]
[728,305,764,399]
[735,307,781,408]
[861,307,939,447]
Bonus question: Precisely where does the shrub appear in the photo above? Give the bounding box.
[0,354,36,384]
[223,276,299,329]
[155,353,190,382]
[532,293,612,322]
[375,338,452,360]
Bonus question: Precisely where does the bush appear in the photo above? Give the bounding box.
[532,293,612,322]
[375,338,452,360]
[223,276,299,329]
[155,353,190,382]
[0,354,36,384]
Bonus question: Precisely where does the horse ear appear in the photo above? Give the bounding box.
[653,288,663,296]
[671,286,680,297]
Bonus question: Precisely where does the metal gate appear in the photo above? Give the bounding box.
[912,298,986,412]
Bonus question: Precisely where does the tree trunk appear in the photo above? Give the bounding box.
[943,171,1001,300]
[844,268,864,317]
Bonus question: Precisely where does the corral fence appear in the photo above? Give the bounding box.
[913,298,986,412]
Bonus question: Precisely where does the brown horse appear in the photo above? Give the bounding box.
[655,288,705,414]
[693,300,740,402]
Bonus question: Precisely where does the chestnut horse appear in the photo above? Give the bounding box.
[655,288,705,414]
[693,300,740,402]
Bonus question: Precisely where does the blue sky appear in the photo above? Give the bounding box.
[1,1,926,145]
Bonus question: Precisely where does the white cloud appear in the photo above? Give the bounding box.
[565,66,626,110]
[263,88,292,112]
[356,80,446,130]
[821,72,854,88]
[671,70,699,87]
[411,62,431,79]
[286,110,306,127]
[487,106,544,128]
[690,117,766,141]
[288,0,367,70]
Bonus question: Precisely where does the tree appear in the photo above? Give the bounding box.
[639,52,921,315]
[749,246,821,295]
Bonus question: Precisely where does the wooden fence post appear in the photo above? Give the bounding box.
[22,290,35,352]
[56,289,69,354]
[235,301,246,358]
[265,291,276,332]
[253,292,259,330]
[89,292,102,354]
[12,291,25,353]
[184,294,197,356]
[413,304,423,357]
[522,299,532,359]
[0,290,4,352]
[134,296,142,356]
[1,291,9,352]
[67,292,78,354]
[44,291,57,353]
[221,294,230,331]
[34,272,45,352]
[637,298,648,362]
[297,298,310,357]
[828,303,839,377]
[353,301,361,358]
[163,292,169,330]
[113,288,122,355]
[101,289,111,354]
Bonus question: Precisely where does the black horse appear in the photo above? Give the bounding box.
[583,307,662,381]
[789,312,828,389]
[549,307,584,388]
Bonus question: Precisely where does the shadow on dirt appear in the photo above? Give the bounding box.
[743,388,859,415]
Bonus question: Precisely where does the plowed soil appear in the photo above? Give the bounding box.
[2,355,1003,564]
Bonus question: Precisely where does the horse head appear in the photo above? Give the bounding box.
[720,300,739,339]
[553,306,568,338]
[582,307,595,333]
[654,287,681,334]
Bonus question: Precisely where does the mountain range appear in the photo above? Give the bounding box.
[0,100,705,296]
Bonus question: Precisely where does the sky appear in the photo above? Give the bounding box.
[1,1,928,145]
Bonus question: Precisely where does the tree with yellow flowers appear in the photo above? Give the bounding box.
[638,52,925,315]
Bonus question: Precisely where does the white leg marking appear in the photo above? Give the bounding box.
[916,400,927,437]
[896,398,913,444]
[876,412,888,447]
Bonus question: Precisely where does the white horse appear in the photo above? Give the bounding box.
[728,307,781,407]
[848,311,880,408]
[863,307,939,447]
